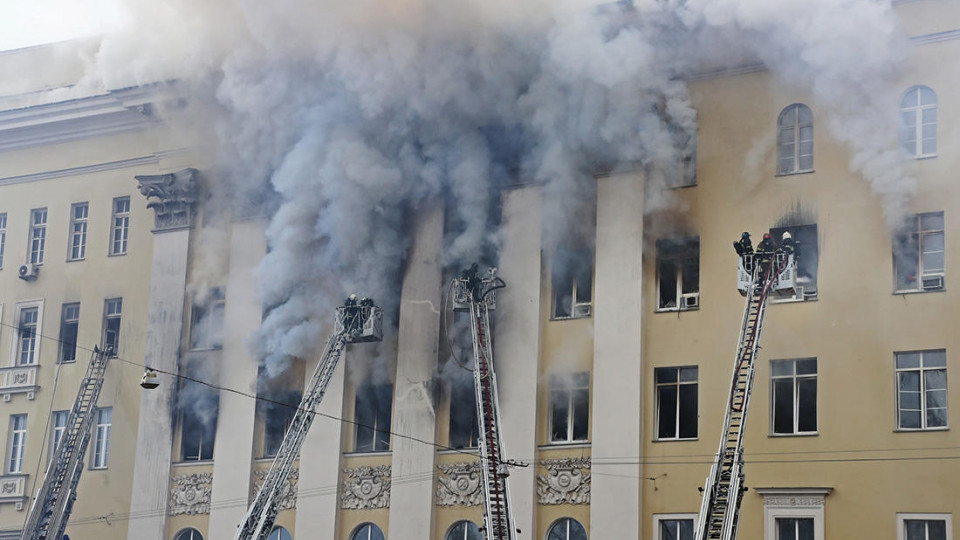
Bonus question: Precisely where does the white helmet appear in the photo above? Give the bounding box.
[782,231,792,241]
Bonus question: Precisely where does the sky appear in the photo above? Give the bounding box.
[0,0,123,51]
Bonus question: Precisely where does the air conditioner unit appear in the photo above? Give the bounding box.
[921,275,944,290]
[572,303,592,318]
[681,293,700,309]
[17,264,39,281]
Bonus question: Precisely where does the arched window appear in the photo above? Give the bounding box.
[901,85,937,157]
[174,528,204,540]
[547,518,588,540]
[268,527,293,540]
[445,520,483,540]
[777,104,814,174]
[351,523,385,540]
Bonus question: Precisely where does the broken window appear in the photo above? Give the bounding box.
[777,104,814,174]
[896,350,947,430]
[770,224,818,300]
[771,358,817,435]
[549,373,589,443]
[178,379,219,461]
[58,303,80,363]
[656,237,699,311]
[655,366,698,440]
[354,381,393,452]
[900,85,938,158]
[894,212,944,292]
[449,379,479,449]
[190,287,226,350]
[552,247,593,319]
[777,518,815,540]
[256,362,304,458]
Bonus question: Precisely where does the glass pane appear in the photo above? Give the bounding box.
[778,518,797,540]
[797,519,814,540]
[900,409,921,429]
[927,407,948,427]
[897,353,921,369]
[902,111,917,127]
[900,371,921,391]
[929,520,947,540]
[900,391,921,410]
[659,260,678,309]
[680,367,698,382]
[921,213,944,230]
[925,350,947,367]
[922,106,937,123]
[661,521,678,540]
[922,137,937,155]
[922,122,937,139]
[922,252,944,273]
[797,379,817,432]
[920,87,937,105]
[772,360,794,377]
[798,105,813,124]
[678,384,698,439]
[568,519,587,540]
[780,157,796,173]
[680,519,694,540]
[798,155,813,171]
[799,126,813,141]
[657,368,678,384]
[572,388,589,440]
[925,369,947,390]
[681,256,699,294]
[575,264,592,304]
[796,359,817,375]
[773,379,794,434]
[658,386,678,439]
[905,520,926,540]
[551,391,569,441]
[923,232,944,252]
[902,88,919,108]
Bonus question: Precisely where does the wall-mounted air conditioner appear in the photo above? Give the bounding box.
[681,293,700,310]
[17,264,39,281]
[573,303,592,318]
[921,275,944,290]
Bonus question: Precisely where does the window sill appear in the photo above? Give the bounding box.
[775,169,815,177]
[654,307,699,313]
[894,288,945,295]
[65,258,84,263]
[189,346,223,353]
[894,427,948,433]
[653,437,698,443]
[344,450,392,457]
[89,466,109,471]
[437,447,479,455]
[550,315,591,322]
[769,432,818,438]
[539,441,591,450]
[911,153,938,160]
[769,296,818,304]
[172,459,214,466]
[665,182,697,190]
[107,252,127,258]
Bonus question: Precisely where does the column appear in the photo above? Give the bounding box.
[590,171,644,539]
[387,202,443,540]
[126,169,198,540]
[207,219,266,538]
[493,185,543,539]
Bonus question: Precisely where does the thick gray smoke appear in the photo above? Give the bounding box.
[86,0,910,371]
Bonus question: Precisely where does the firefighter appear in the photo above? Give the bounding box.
[780,231,796,256]
[733,232,753,256]
[756,233,777,275]
[343,294,359,331]
[462,263,482,302]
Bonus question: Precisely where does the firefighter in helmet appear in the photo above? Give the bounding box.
[756,232,777,275]
[733,231,753,256]
[780,231,796,256]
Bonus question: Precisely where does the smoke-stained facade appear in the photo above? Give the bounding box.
[0,1,959,539]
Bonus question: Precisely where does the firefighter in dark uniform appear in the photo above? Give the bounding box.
[756,233,777,275]
[733,232,753,255]
[343,294,359,332]
[780,231,796,256]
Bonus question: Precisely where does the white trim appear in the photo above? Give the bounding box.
[0,154,160,187]
[755,488,832,540]
[896,513,953,540]
[8,300,43,367]
[653,513,698,540]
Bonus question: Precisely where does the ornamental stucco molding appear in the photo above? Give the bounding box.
[341,465,391,510]
[755,487,833,508]
[252,468,299,511]
[135,168,200,231]
[169,473,213,515]
[537,457,591,505]
[436,461,483,507]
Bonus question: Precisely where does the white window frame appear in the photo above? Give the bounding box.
[894,212,944,293]
[444,520,482,540]
[109,196,130,256]
[7,414,27,474]
[777,103,814,175]
[653,513,698,540]
[900,85,938,158]
[351,523,385,540]
[67,202,89,261]
[49,410,69,463]
[58,303,80,364]
[28,208,47,265]
[0,212,6,269]
[9,300,43,367]
[656,238,700,312]
[770,358,818,436]
[548,372,590,443]
[102,298,122,356]
[174,528,204,540]
[91,407,112,469]
[897,513,953,540]
[545,518,588,540]
[655,366,699,441]
[895,350,948,431]
[756,488,831,540]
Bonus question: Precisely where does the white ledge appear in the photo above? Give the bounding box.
[0,365,38,401]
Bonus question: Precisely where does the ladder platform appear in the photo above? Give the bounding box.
[334,305,383,342]
[452,267,499,311]
[736,253,798,297]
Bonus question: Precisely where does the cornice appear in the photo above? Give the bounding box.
[0,154,160,187]
[910,29,960,45]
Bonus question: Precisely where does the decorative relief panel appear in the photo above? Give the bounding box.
[0,365,39,401]
[436,461,482,507]
[341,465,391,510]
[169,473,213,515]
[537,457,591,505]
[135,168,199,231]
[0,474,27,510]
[762,495,826,507]
[251,468,299,511]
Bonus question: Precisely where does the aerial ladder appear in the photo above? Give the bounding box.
[453,265,521,540]
[694,249,798,540]
[234,299,383,540]
[22,345,111,540]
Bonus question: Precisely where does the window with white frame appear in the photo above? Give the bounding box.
[102,298,122,356]
[756,487,830,540]
[546,518,588,540]
[178,379,219,462]
[549,372,589,443]
[110,197,130,256]
[351,523,385,540]
[267,527,293,540]
[656,237,700,311]
[900,85,937,158]
[190,287,226,350]
[769,224,819,300]
[777,104,814,174]
[7,414,26,474]
[49,410,68,459]
[16,306,40,366]
[771,359,817,435]
[445,521,482,540]
[67,202,88,261]
[28,208,47,265]
[174,528,204,540]
[894,212,944,292]
[655,366,698,440]
[354,381,392,452]
[92,407,111,469]
[896,350,947,430]
[58,303,80,363]
[654,514,697,540]
[777,518,815,540]
[898,513,952,540]
[552,247,593,319]
[0,212,6,269]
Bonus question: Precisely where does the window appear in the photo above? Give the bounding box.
[354,381,392,452]
[259,389,300,459]
[656,366,698,440]
[28,208,47,265]
[7,414,26,474]
[552,247,593,319]
[665,127,697,188]
[896,350,947,430]
[446,521,482,540]
[654,515,696,540]
[58,303,80,363]
[898,514,952,540]
[179,380,219,461]
[92,407,112,468]
[777,518,814,540]
[49,410,68,459]
[900,85,937,157]
[656,237,700,311]
[549,373,589,443]
[102,298,122,356]
[771,359,817,435]
[894,212,944,292]
[757,488,830,540]
[0,212,6,268]
[770,224,818,299]
[268,528,292,540]
[547,518,587,540]
[67,202,88,261]
[174,528,204,540]
[110,196,130,256]
[190,287,225,350]
[16,306,39,366]
[351,523,385,540]
[777,104,814,174]
[449,380,479,449]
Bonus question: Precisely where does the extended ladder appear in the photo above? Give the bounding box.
[695,255,785,540]
[234,302,383,540]
[454,267,517,540]
[23,346,111,540]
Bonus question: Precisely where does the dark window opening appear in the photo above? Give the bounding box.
[178,379,219,461]
[550,373,589,442]
[655,366,698,440]
[449,381,479,449]
[894,212,944,292]
[355,381,393,452]
[656,238,700,311]
[771,358,817,435]
[59,303,80,363]
[770,224,818,299]
[552,247,593,319]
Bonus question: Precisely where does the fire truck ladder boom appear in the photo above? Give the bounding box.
[234,302,383,540]
[22,346,111,540]
[695,252,792,540]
